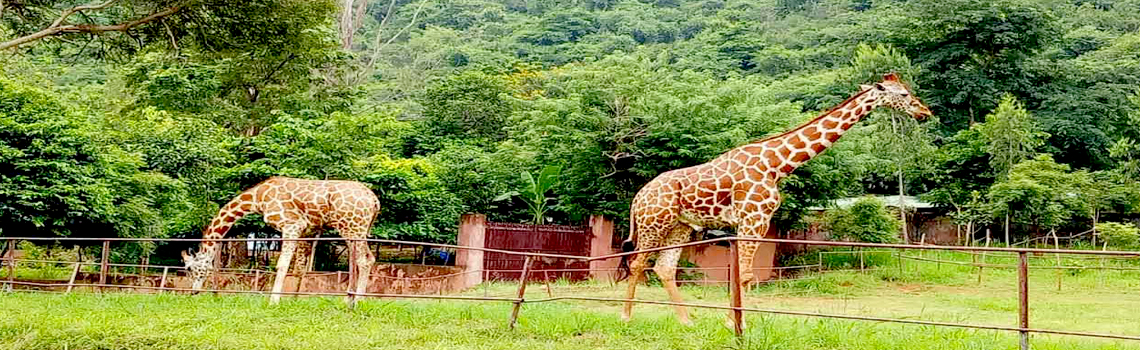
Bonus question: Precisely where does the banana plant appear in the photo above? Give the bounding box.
[494,165,562,224]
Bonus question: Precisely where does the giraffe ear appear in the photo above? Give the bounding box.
[181,250,192,260]
[860,84,873,91]
[883,73,900,81]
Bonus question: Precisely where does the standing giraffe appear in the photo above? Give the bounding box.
[620,73,932,325]
[181,176,381,305]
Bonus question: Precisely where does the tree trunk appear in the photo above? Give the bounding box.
[1092,210,1099,248]
[898,170,908,244]
[1004,214,1010,246]
[223,241,249,268]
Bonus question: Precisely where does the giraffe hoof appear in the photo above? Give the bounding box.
[679,318,693,327]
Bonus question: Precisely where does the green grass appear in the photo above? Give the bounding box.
[3,249,1140,350]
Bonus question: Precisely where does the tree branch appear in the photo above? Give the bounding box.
[1,3,181,50]
[366,0,426,70]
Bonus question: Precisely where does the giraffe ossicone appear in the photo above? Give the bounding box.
[181,176,381,306]
[620,73,932,326]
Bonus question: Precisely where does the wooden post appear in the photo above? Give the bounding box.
[298,237,320,294]
[159,267,170,293]
[211,246,221,294]
[5,239,14,292]
[978,234,990,285]
[1053,230,1062,291]
[508,256,533,330]
[728,241,744,338]
[543,270,553,298]
[254,270,262,292]
[1018,252,1030,350]
[858,248,865,272]
[348,239,358,307]
[99,240,110,292]
[66,262,81,294]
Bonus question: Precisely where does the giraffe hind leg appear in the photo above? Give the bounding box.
[653,246,692,326]
[346,229,373,308]
[621,252,651,322]
[655,224,695,325]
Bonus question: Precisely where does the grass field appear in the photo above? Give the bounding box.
[2,250,1140,350]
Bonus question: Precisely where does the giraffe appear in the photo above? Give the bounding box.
[181,176,381,305]
[620,73,932,325]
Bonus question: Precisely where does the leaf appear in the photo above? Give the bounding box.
[493,191,520,202]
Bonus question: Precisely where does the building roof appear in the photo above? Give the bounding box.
[807,195,935,211]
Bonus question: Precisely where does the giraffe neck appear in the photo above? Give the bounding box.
[197,190,258,258]
[754,90,879,178]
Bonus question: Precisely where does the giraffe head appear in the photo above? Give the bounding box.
[181,249,213,292]
[860,73,933,120]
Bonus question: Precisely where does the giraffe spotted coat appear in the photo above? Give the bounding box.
[621,73,933,325]
[182,176,380,305]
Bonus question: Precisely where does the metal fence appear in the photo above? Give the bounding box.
[3,236,1140,348]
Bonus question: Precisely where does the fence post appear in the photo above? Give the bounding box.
[66,262,81,294]
[5,239,14,292]
[729,240,744,338]
[858,248,865,272]
[1018,252,1030,350]
[99,240,110,292]
[159,267,170,293]
[508,256,533,330]
[211,246,221,294]
[348,238,358,309]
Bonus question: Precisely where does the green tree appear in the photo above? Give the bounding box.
[987,155,1091,240]
[976,94,1048,177]
[0,77,190,243]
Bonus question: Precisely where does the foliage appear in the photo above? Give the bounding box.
[1096,222,1140,249]
[987,155,1091,232]
[821,197,901,243]
[975,94,1048,177]
[494,165,563,224]
[5,0,1140,250]
[0,78,190,241]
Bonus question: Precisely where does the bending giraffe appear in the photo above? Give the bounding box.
[181,176,381,305]
[620,73,932,325]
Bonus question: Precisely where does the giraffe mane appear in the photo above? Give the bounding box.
[748,87,872,145]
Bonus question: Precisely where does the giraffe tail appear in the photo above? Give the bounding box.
[616,217,637,282]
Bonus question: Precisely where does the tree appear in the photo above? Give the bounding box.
[974,94,1048,244]
[0,77,190,242]
[416,70,514,149]
[987,155,1090,240]
[890,0,1058,129]
[976,94,1048,177]
[843,43,936,243]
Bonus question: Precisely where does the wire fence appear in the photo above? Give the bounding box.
[3,236,1140,348]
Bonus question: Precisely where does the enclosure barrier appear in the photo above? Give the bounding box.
[3,236,1140,349]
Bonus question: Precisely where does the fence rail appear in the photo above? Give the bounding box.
[4,236,1140,348]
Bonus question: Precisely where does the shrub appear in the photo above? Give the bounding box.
[1096,222,1140,249]
[823,196,902,243]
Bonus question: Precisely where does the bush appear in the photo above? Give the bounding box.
[822,196,902,243]
[1096,222,1140,249]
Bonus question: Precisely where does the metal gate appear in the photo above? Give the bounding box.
[484,222,592,282]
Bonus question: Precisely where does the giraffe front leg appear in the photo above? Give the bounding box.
[270,226,305,304]
[736,218,772,289]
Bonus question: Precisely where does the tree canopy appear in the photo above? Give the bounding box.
[3,0,1140,247]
